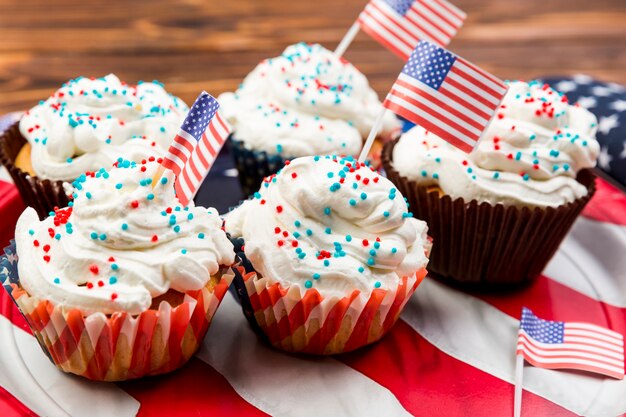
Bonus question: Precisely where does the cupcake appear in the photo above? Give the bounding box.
[219,42,401,195]
[382,80,599,286]
[226,155,430,354]
[0,159,235,380]
[0,74,188,219]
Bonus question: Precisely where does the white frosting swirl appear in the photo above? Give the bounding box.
[19,74,189,181]
[226,156,430,296]
[392,81,599,207]
[218,43,401,157]
[15,161,234,315]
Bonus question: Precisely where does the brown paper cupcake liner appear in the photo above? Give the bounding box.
[382,138,596,287]
[0,122,70,219]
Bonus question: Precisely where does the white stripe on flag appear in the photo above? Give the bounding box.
[453,60,508,96]
[401,279,626,417]
[517,332,624,361]
[0,316,139,417]
[443,72,502,111]
[385,94,476,146]
[359,11,414,57]
[544,217,626,308]
[395,75,486,133]
[366,2,421,47]
[196,294,413,417]
[405,7,448,45]
[567,322,624,341]
[411,3,456,37]
[517,343,624,376]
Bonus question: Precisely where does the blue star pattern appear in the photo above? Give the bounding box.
[542,75,626,187]
[181,92,219,142]
[402,40,456,90]
[520,307,564,344]
[382,0,415,15]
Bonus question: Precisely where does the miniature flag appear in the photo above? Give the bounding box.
[383,40,507,153]
[358,0,465,60]
[517,307,624,380]
[161,92,230,206]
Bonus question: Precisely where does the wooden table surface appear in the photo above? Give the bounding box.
[0,0,624,113]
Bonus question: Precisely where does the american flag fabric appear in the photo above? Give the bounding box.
[2,117,626,415]
[358,0,466,60]
[383,40,508,153]
[162,91,230,206]
[517,307,624,380]
[543,75,626,188]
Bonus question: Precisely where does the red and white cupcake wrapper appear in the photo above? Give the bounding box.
[5,261,234,381]
[234,264,426,355]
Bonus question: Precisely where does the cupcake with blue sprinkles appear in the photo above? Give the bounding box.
[382,80,599,286]
[0,74,188,219]
[226,155,430,354]
[219,43,401,196]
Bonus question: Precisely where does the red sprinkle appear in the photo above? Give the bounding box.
[292,241,298,247]
[276,205,283,214]
[362,239,369,247]
[87,282,94,289]
[111,293,118,301]
[291,172,297,179]
[277,240,284,247]
[97,280,104,287]
[274,227,281,234]
[108,256,115,262]
[43,255,50,263]
[43,244,50,253]
[89,265,99,275]
[151,235,158,242]
[130,200,139,209]
[33,240,39,247]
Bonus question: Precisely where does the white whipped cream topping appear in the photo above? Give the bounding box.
[392,81,599,207]
[19,74,188,181]
[226,156,430,296]
[219,43,401,157]
[15,161,234,315]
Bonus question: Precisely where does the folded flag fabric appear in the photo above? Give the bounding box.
[161,91,230,206]
[383,40,507,153]
[543,75,626,188]
[517,307,625,380]
[358,0,465,60]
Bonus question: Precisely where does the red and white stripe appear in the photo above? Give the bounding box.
[358,0,466,60]
[174,111,230,206]
[1,176,625,416]
[517,323,624,380]
[384,57,508,153]
[161,130,197,177]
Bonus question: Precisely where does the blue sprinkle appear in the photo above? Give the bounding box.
[53,277,61,284]
[29,229,35,236]
[325,227,332,234]
[304,280,313,289]
[369,249,376,256]
[147,193,155,200]
[55,234,61,240]
[324,207,331,215]
[358,266,365,273]
[161,177,168,185]
[121,223,128,230]
[383,211,390,217]
[90,232,98,239]
[349,199,357,206]
[313,273,320,280]
[306,229,313,236]
[198,233,205,239]
[66,157,73,163]
[421,170,427,177]
[367,257,375,266]
[85,192,92,199]
[391,247,397,254]
[324,260,330,266]
[111,264,119,270]
[115,183,123,189]
[109,276,118,284]
[174,225,181,233]
[360,192,367,200]
[374,242,380,249]
[294,220,301,227]
[181,249,188,254]
[346,235,352,242]
[374,282,381,288]
[99,233,107,240]
[187,213,194,220]
[293,231,301,239]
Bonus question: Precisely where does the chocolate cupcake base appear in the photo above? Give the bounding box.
[0,122,69,219]
[382,139,596,287]
[229,137,288,197]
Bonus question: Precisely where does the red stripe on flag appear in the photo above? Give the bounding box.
[0,386,37,417]
[421,0,460,34]
[461,58,505,87]
[370,2,422,46]
[437,84,492,121]
[472,274,626,336]
[432,0,466,21]
[388,87,479,141]
[409,8,451,41]
[195,137,211,169]
[450,64,503,101]
[384,99,474,152]
[338,320,576,417]
[582,177,626,226]
[444,72,497,109]
[174,134,195,153]
[402,9,446,45]
[517,335,623,369]
[362,6,415,51]
[395,78,486,130]
[358,20,410,59]
[119,357,269,417]
[188,155,204,183]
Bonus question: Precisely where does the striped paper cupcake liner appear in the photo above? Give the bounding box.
[0,241,234,381]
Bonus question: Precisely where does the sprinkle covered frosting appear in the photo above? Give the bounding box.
[219,43,400,157]
[392,80,600,207]
[15,160,234,315]
[19,74,188,181]
[226,155,430,295]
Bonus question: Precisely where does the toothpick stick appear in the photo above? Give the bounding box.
[513,354,524,417]
[335,21,361,57]
[358,105,387,163]
[151,165,166,189]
